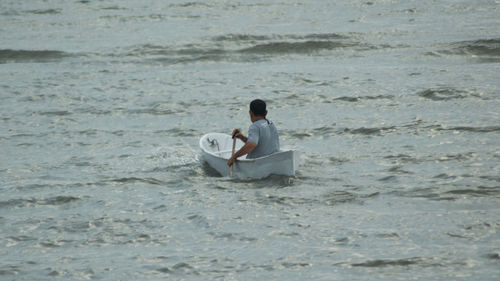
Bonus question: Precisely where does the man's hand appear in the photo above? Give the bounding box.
[227,155,236,167]
[226,142,257,168]
[231,128,248,143]
[232,128,241,139]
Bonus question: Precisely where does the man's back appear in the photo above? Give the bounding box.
[247,119,280,159]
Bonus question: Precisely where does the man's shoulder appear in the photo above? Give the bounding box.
[248,122,260,136]
[249,122,259,130]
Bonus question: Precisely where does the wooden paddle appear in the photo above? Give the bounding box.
[230,136,236,177]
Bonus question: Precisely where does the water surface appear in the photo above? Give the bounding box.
[1,0,499,280]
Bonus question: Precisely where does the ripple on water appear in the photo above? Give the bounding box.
[0,196,81,209]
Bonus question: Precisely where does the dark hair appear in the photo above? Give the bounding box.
[250,99,267,116]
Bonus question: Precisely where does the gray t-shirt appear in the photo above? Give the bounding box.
[246,119,280,159]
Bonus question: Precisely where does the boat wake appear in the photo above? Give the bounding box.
[148,145,200,172]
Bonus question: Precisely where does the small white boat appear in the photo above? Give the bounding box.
[200,133,299,179]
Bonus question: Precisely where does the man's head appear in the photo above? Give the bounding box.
[249,99,267,117]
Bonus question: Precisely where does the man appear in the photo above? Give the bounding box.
[227,99,280,168]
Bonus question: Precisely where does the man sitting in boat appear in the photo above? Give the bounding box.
[227,99,280,167]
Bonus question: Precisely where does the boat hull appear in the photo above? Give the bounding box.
[200,133,298,179]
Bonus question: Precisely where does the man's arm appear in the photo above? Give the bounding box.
[227,141,256,167]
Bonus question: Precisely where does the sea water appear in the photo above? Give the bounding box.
[1,0,499,280]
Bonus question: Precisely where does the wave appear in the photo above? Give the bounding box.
[0,196,81,209]
[0,49,69,64]
[343,126,398,136]
[38,110,72,116]
[349,256,468,268]
[213,33,350,43]
[435,125,500,133]
[27,9,62,14]
[232,32,384,54]
[213,34,274,42]
[486,253,500,260]
[1,9,62,16]
[126,106,185,116]
[449,39,500,57]
[108,177,167,185]
[117,33,383,64]
[168,2,213,8]
[416,87,486,101]
[393,185,500,201]
[282,118,499,140]
[156,262,199,276]
[322,190,361,205]
[282,124,398,139]
[331,95,394,102]
[0,33,385,65]
[416,87,468,101]
[275,93,396,107]
[119,44,228,64]
[443,186,500,198]
[154,128,199,137]
[239,40,367,54]
[352,257,423,267]
[384,152,475,165]
[430,38,500,62]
